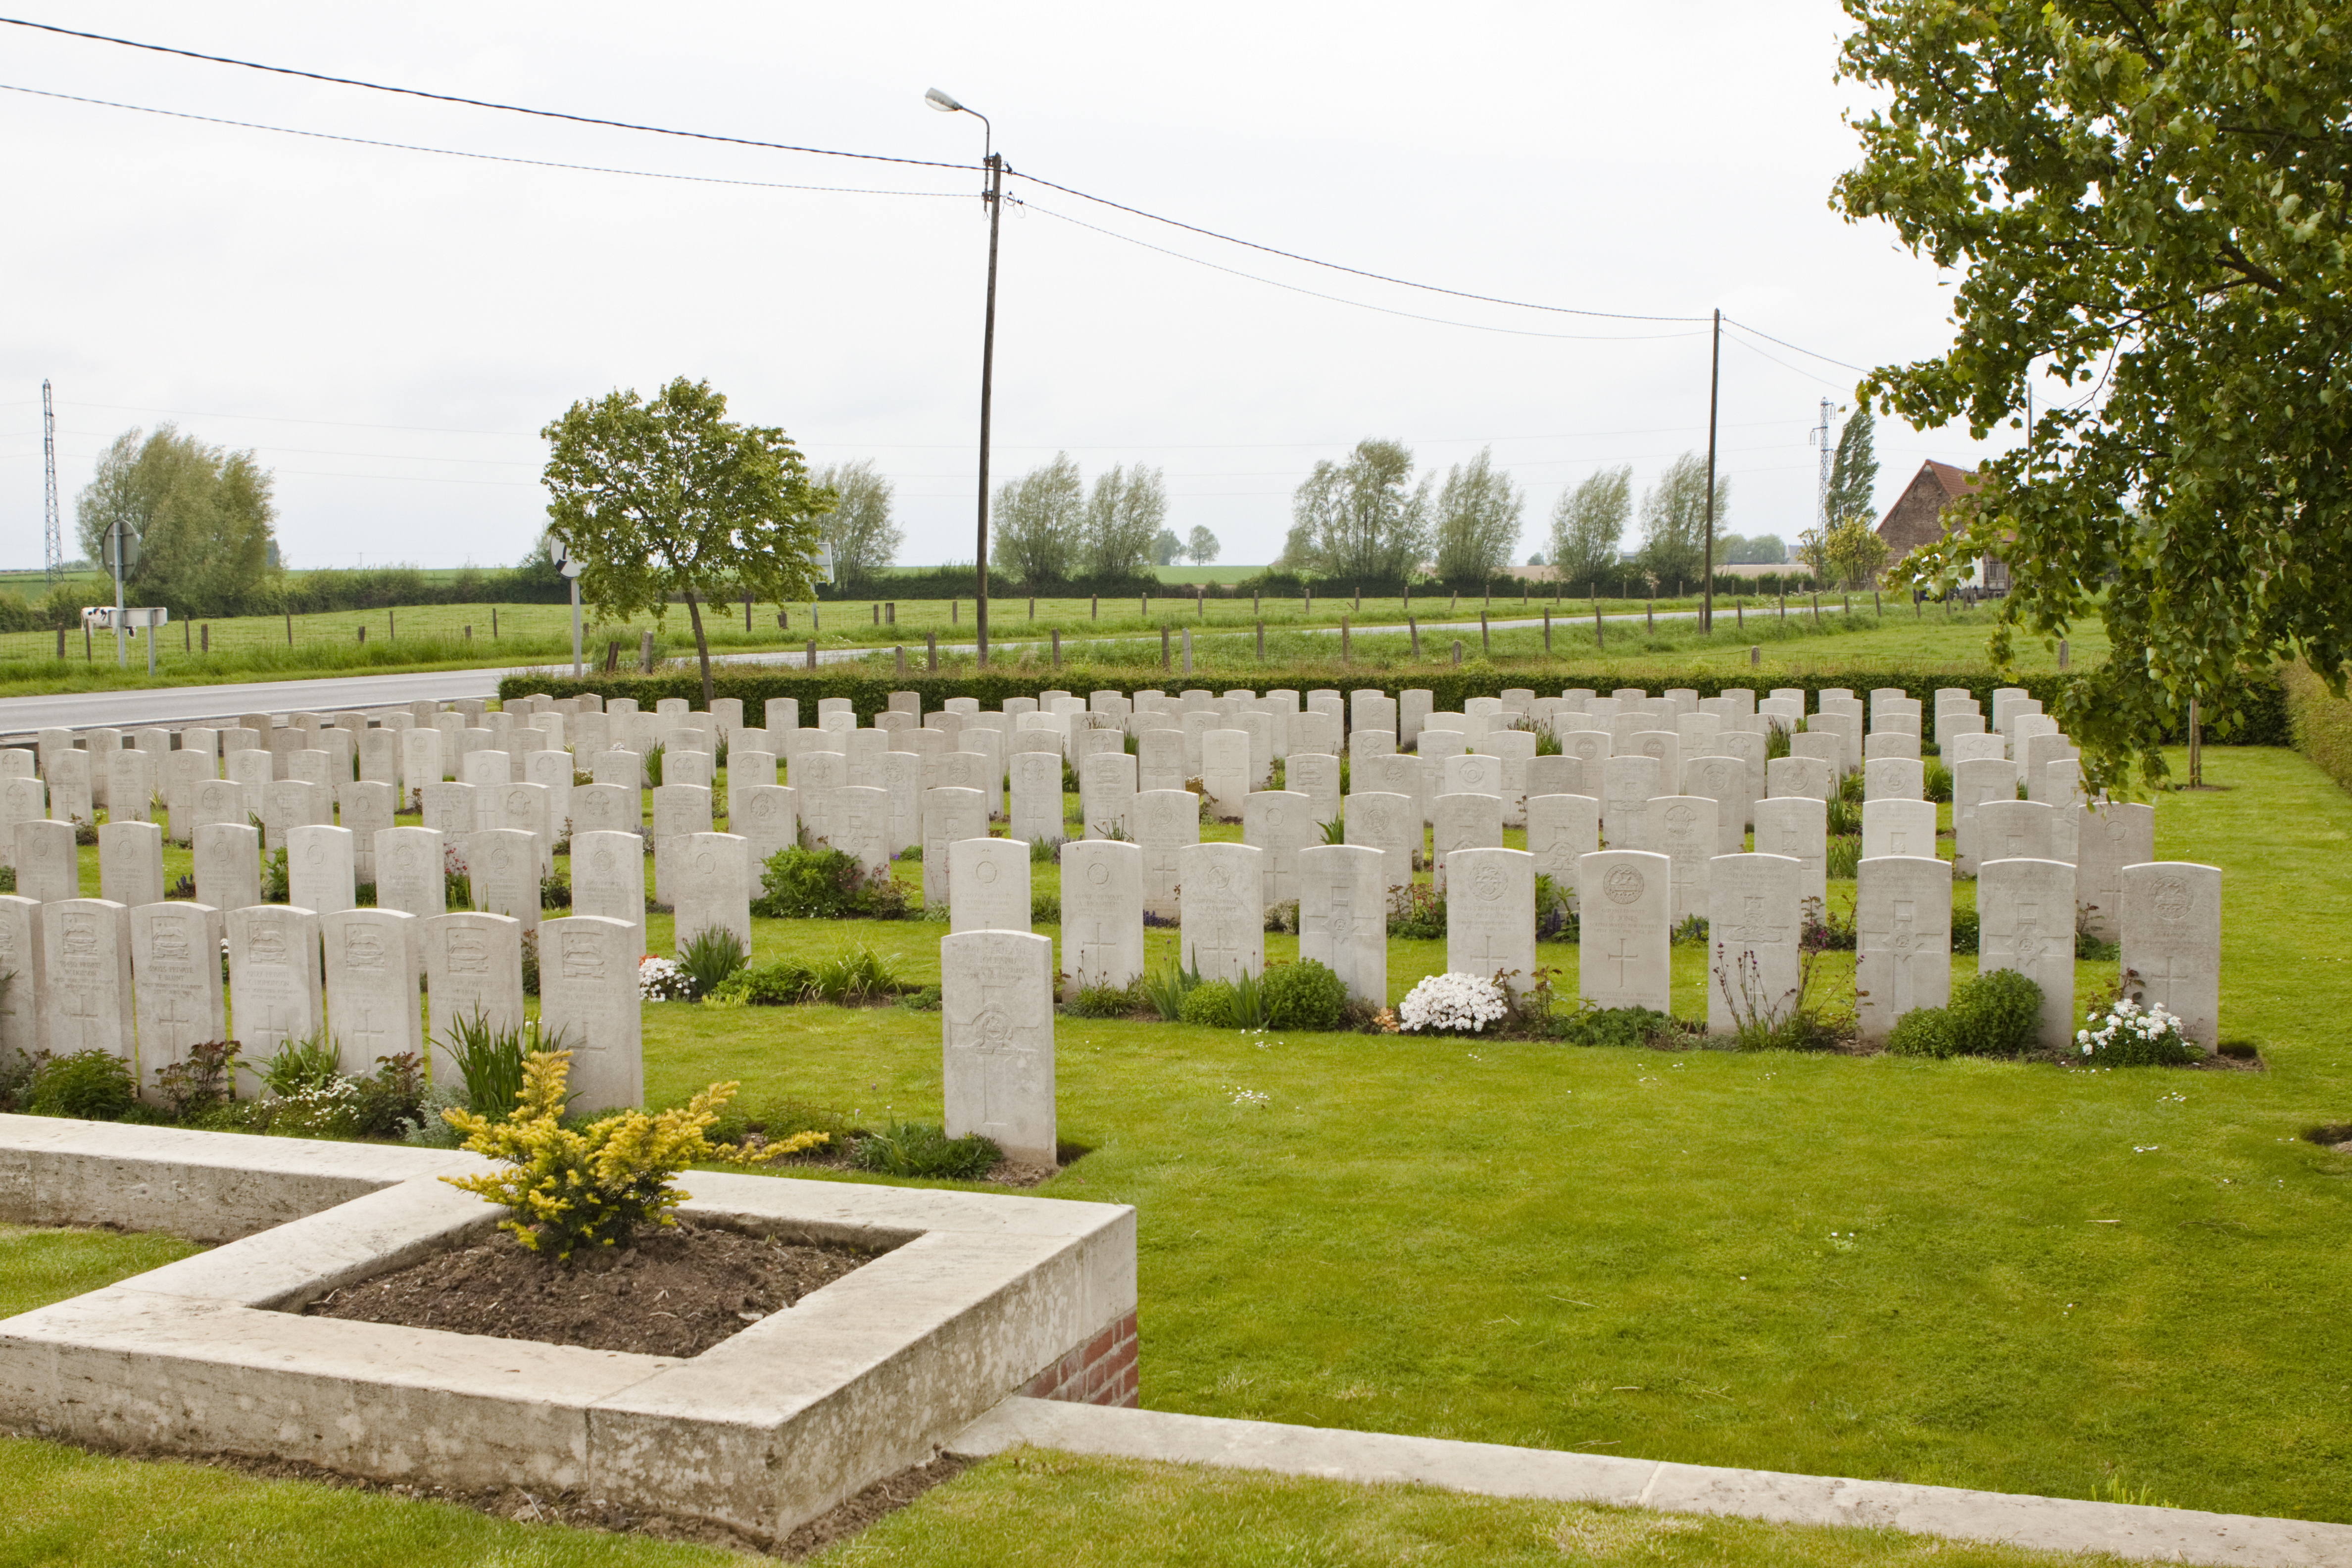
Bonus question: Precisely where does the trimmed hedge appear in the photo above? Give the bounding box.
[499,661,2291,746]
[2284,662,2352,789]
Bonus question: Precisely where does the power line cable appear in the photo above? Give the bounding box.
[1023,201,1706,343]
[1721,317,1872,374]
[0,14,976,173]
[0,14,1714,327]
[0,83,969,198]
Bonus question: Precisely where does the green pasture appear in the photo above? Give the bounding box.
[0,588,2083,699]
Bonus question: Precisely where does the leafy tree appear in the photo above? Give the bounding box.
[1546,465,1632,586]
[76,425,276,616]
[1082,464,1166,579]
[1150,527,1184,567]
[1821,517,1890,588]
[1824,408,1879,529]
[541,377,828,705]
[812,459,902,590]
[1430,447,1524,585]
[1634,452,1727,587]
[1281,439,1431,583]
[1185,526,1220,566]
[1833,0,2352,784]
[1726,533,1788,566]
[1527,551,1547,567]
[991,453,1083,586]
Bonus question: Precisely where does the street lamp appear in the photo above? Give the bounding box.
[927,86,1004,668]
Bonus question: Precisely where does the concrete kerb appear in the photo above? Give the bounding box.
[949,1401,2352,1568]
[0,1116,1137,1546]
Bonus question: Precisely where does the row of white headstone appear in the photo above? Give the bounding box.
[0,895,642,1113]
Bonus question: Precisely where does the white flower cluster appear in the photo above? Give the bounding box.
[2076,996,2186,1057]
[1397,972,1509,1034]
[639,955,694,1001]
[1228,1087,1270,1108]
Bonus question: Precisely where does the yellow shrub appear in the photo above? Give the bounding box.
[440,1050,822,1259]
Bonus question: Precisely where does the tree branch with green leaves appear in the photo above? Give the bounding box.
[540,378,830,704]
[1833,0,2352,788]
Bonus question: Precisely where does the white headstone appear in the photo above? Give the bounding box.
[14,819,77,904]
[2074,801,2155,941]
[949,836,1031,933]
[225,903,322,1057]
[420,912,524,1083]
[1854,854,1951,1043]
[569,830,647,956]
[98,821,164,911]
[130,899,225,1083]
[1431,791,1503,895]
[1525,792,1600,889]
[1860,797,1938,862]
[1242,790,1314,910]
[671,832,751,957]
[1060,840,1143,998]
[1177,841,1264,985]
[1681,754,1750,855]
[0,894,45,1058]
[1864,757,1925,801]
[1446,847,1535,994]
[650,783,713,904]
[1600,755,1661,851]
[1975,798,2057,864]
[193,821,261,913]
[1978,857,2075,1048]
[922,787,987,909]
[1287,752,1341,827]
[539,914,643,1112]
[1647,795,1716,926]
[287,824,356,917]
[1297,843,1385,1006]
[1009,750,1066,847]
[466,828,541,933]
[1578,851,1672,1013]
[2120,861,2220,1052]
[375,826,444,920]
[321,907,422,1076]
[941,929,1056,1168]
[1342,789,1416,890]
[45,898,134,1063]
[1951,758,2022,875]
[1753,795,1828,916]
[1705,852,1804,1036]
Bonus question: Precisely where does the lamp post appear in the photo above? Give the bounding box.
[548,536,583,677]
[927,86,1003,668]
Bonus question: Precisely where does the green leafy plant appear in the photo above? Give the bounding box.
[1141,955,1204,1022]
[261,846,291,903]
[1262,959,1347,1030]
[1533,874,1577,941]
[1949,906,1981,954]
[152,1039,239,1120]
[1027,834,1062,863]
[642,740,666,787]
[1386,882,1446,938]
[26,1049,137,1120]
[850,1120,1001,1180]
[1030,890,1061,923]
[251,1031,343,1098]
[754,844,914,920]
[1318,815,1346,845]
[1065,979,1148,1019]
[1228,967,1272,1029]
[808,943,900,1004]
[1825,834,1863,879]
[352,1052,428,1139]
[520,929,540,997]
[895,983,943,1012]
[1824,791,1862,838]
[1950,968,2046,1057]
[1886,1007,1960,1059]
[1923,758,1954,803]
[707,959,817,1006]
[1178,979,1237,1027]
[440,1050,805,1259]
[678,925,749,999]
[540,868,571,909]
[439,1010,566,1118]
[1545,1003,1684,1050]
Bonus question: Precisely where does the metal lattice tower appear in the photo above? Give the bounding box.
[41,380,61,583]
[1809,396,1836,533]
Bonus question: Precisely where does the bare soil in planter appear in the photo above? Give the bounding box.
[304,1220,874,1358]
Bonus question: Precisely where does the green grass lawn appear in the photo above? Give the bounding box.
[9,744,2341,1560]
[0,1227,2152,1566]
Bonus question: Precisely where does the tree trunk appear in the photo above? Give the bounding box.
[684,589,714,707]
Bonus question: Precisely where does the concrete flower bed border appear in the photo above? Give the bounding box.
[0,1114,1136,1544]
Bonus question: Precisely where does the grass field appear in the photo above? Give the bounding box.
[0,597,2087,699]
[8,740,2336,1562]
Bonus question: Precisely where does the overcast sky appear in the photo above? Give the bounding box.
[0,1,2031,574]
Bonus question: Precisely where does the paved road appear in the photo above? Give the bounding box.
[0,604,1842,738]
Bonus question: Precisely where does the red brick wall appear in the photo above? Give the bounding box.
[1018,1311,1139,1408]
